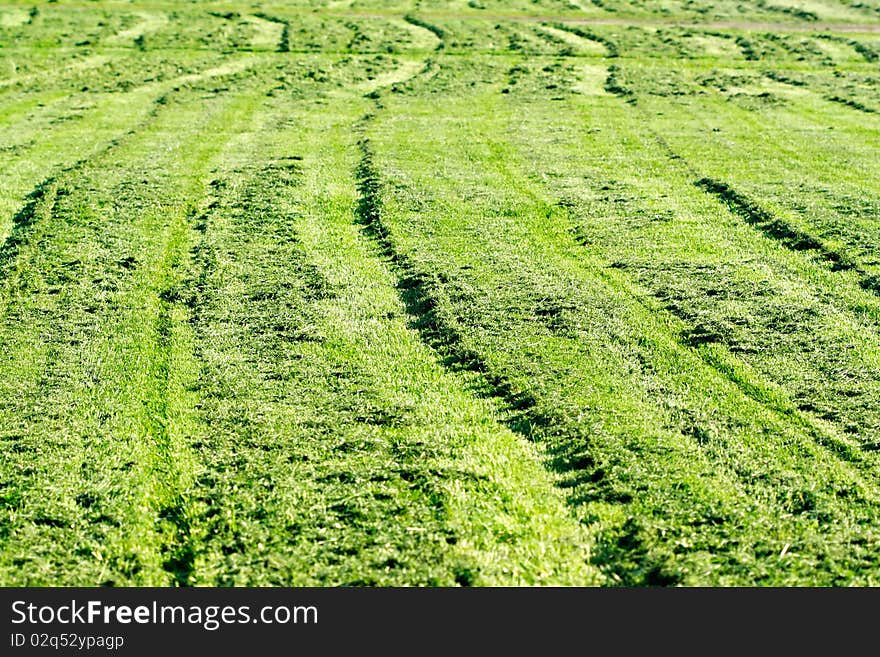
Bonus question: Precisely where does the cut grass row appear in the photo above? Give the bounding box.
[0,49,252,241]
[179,78,601,585]
[0,60,276,584]
[364,55,880,584]
[0,54,603,585]
[595,59,880,444]
[3,2,880,586]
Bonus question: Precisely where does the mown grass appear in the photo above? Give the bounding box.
[2,0,880,586]
[364,48,880,584]
[0,60,279,584]
[176,74,602,584]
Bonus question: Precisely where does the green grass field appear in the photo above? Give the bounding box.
[1,0,879,586]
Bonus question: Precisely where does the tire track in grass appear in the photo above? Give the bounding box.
[175,56,602,586]
[357,136,737,585]
[148,202,205,587]
[675,178,880,454]
[365,60,880,585]
[350,92,602,584]
[354,59,547,426]
[356,85,729,587]
[0,53,260,247]
[0,53,261,241]
[0,63,205,261]
[0,119,158,292]
[633,67,880,245]
[693,177,859,274]
[403,15,446,50]
[0,177,60,272]
[400,15,443,51]
[536,23,609,56]
[549,22,619,56]
[0,64,271,584]
[498,65,880,502]
[760,49,880,108]
[121,76,273,586]
[179,153,379,584]
[558,67,880,437]
[622,99,880,455]
[183,149,486,585]
[825,94,878,114]
[636,103,865,280]
[586,78,880,459]
[355,138,556,430]
[625,68,879,283]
